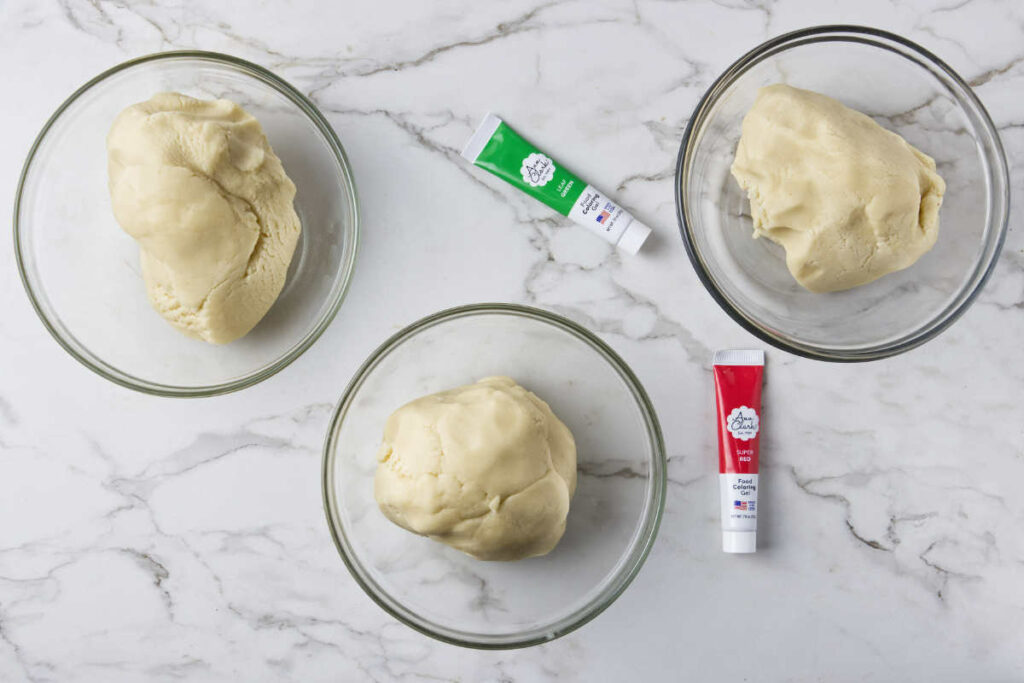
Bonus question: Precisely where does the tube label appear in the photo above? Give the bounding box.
[720,473,758,531]
[567,186,632,244]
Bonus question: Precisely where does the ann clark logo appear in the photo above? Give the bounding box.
[726,406,759,441]
[520,153,555,187]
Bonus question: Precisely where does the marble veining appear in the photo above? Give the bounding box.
[1,0,1023,681]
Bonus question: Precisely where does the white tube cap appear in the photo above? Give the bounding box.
[723,531,756,553]
[616,220,651,255]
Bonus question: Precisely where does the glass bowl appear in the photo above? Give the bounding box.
[676,26,1009,361]
[322,304,666,648]
[15,51,359,395]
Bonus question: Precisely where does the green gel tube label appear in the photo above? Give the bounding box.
[461,113,650,254]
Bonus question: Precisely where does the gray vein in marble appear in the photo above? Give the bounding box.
[885,512,938,549]
[845,520,890,552]
[0,611,44,683]
[615,167,675,193]
[144,657,210,680]
[787,462,1018,604]
[0,554,78,682]
[707,0,774,32]
[290,3,633,93]
[57,0,121,46]
[0,397,18,426]
[641,118,688,153]
[577,462,646,480]
[120,548,174,619]
[312,105,506,206]
[534,276,713,364]
[786,465,896,552]
[968,54,1024,87]
[919,539,984,602]
[665,462,709,491]
[222,601,434,683]
[418,563,508,618]
[931,0,982,13]
[911,21,972,58]
[345,2,557,79]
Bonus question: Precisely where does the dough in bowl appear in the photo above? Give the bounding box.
[374,376,577,561]
[107,92,301,344]
[731,84,946,293]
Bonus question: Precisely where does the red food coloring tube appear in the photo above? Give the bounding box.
[713,350,764,554]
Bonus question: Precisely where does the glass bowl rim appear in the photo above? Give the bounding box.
[13,49,360,397]
[674,24,1010,362]
[321,302,667,649]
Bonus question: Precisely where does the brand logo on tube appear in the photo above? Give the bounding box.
[726,406,759,441]
[520,153,555,187]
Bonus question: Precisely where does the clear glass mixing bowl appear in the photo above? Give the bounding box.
[676,26,1009,361]
[15,51,359,395]
[322,304,666,648]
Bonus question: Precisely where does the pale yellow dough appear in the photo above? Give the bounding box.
[374,377,577,561]
[107,92,301,343]
[731,84,946,293]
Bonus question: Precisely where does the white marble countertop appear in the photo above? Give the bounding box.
[2,1,1023,681]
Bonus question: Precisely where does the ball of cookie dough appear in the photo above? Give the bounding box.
[107,92,301,344]
[731,84,946,293]
[374,376,577,561]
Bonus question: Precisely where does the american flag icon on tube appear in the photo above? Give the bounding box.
[733,500,748,511]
